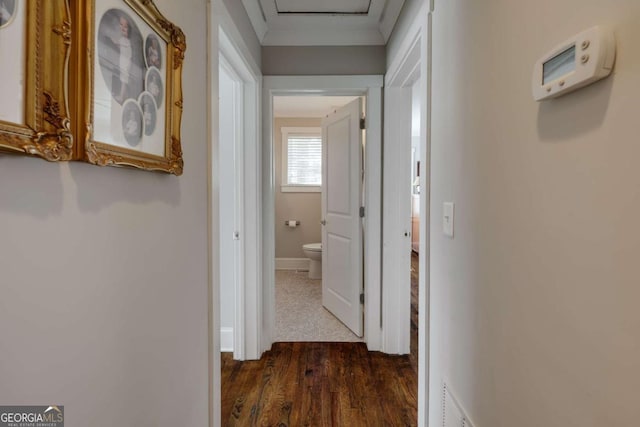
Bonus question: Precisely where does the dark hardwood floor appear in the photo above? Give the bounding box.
[409,251,419,371]
[221,252,419,426]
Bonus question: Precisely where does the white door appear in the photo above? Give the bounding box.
[321,98,364,337]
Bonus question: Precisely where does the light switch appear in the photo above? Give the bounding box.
[443,202,454,237]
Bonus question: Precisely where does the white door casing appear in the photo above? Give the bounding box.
[384,1,431,424]
[219,23,262,361]
[321,98,364,337]
[262,75,383,354]
[218,59,242,354]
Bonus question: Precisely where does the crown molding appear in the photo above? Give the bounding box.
[241,0,268,42]
[240,0,405,46]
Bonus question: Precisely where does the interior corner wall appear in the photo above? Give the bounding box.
[0,0,210,425]
[274,118,322,259]
[222,0,261,68]
[262,46,386,76]
[429,1,640,426]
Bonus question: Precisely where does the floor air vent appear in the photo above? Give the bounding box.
[442,382,475,427]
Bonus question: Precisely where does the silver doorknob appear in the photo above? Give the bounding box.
[320,220,327,226]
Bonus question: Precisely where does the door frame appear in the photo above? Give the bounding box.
[383,21,423,354]
[218,53,245,356]
[218,16,262,361]
[384,1,432,425]
[262,75,383,353]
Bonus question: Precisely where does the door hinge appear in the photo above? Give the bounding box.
[359,206,365,218]
[360,293,365,304]
[360,117,366,130]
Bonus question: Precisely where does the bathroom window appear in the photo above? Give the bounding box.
[281,127,322,192]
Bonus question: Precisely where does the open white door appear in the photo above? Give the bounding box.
[321,98,364,337]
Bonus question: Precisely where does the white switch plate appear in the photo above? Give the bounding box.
[443,202,454,237]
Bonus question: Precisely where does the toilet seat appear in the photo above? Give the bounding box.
[303,243,322,252]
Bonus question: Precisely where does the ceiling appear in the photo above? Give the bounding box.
[273,96,359,118]
[241,0,406,46]
[274,0,371,14]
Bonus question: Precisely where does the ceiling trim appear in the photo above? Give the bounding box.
[274,0,372,15]
[242,0,268,42]
[273,11,370,16]
[379,0,405,41]
[262,27,385,46]
[241,0,405,46]
[367,0,387,20]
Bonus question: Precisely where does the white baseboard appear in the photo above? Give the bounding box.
[275,257,309,271]
[220,327,234,352]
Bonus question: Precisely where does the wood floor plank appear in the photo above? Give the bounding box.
[221,253,419,425]
[223,342,417,425]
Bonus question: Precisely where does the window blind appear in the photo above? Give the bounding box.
[287,135,322,185]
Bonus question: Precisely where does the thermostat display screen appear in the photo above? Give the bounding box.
[543,45,576,84]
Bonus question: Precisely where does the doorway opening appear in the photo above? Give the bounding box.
[261,76,384,354]
[272,95,364,343]
[409,77,422,369]
[212,5,432,425]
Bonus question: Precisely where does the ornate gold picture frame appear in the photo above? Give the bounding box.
[0,0,73,161]
[73,0,185,175]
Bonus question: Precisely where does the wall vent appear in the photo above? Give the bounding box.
[442,382,476,427]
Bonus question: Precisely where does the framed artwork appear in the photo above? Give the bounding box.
[73,0,186,175]
[0,0,74,161]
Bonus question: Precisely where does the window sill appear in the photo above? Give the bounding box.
[281,185,321,193]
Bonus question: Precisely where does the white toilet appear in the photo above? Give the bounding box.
[302,243,322,279]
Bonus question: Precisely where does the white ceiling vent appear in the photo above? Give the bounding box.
[442,382,476,427]
[275,0,371,14]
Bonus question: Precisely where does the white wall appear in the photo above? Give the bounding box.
[430,1,640,426]
[411,79,421,179]
[0,0,210,425]
[412,79,421,140]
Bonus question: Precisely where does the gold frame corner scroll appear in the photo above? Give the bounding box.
[0,0,74,162]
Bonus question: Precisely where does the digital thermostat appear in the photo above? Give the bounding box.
[532,26,616,101]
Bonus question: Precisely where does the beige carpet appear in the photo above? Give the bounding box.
[275,270,363,342]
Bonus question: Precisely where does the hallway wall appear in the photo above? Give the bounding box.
[0,0,210,425]
[262,45,386,75]
[430,1,640,426]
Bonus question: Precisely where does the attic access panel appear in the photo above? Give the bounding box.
[275,0,371,14]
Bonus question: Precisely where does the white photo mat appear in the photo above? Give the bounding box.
[92,0,168,157]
